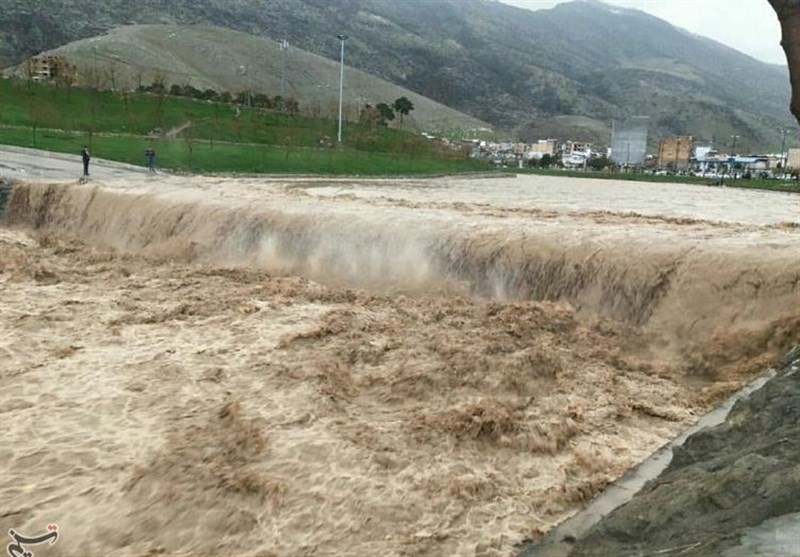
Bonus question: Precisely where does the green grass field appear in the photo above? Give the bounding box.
[512,167,800,194]
[2,79,798,192]
[1,125,486,175]
[0,79,488,175]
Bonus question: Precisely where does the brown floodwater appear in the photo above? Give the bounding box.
[0,174,797,557]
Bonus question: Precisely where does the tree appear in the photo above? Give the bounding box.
[376,102,395,125]
[182,84,202,99]
[54,61,77,93]
[359,104,381,125]
[283,97,300,113]
[768,0,800,125]
[27,91,56,148]
[538,154,554,168]
[151,73,168,129]
[104,62,119,91]
[120,91,132,115]
[392,96,414,125]
[149,74,167,95]
[588,156,610,171]
[253,93,270,108]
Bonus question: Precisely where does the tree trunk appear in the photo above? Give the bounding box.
[769,0,800,125]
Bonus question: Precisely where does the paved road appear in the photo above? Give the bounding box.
[0,145,150,181]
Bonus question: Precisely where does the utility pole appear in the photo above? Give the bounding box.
[730,134,740,155]
[91,44,98,151]
[779,126,789,173]
[238,65,252,107]
[728,134,740,181]
[280,39,289,101]
[337,34,348,143]
[674,135,680,172]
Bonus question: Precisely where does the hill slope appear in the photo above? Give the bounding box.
[5,25,491,134]
[0,0,793,150]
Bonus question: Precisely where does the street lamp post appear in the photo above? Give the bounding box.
[730,134,739,155]
[280,39,289,101]
[728,134,740,181]
[625,142,630,169]
[337,34,348,143]
[779,126,789,174]
[238,65,250,107]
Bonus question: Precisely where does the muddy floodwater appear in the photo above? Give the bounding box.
[1,173,798,557]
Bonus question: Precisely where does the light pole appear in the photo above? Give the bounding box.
[625,142,630,169]
[728,134,740,180]
[337,34,348,143]
[280,39,289,101]
[238,65,250,107]
[674,135,680,173]
[779,126,789,173]
[730,134,740,155]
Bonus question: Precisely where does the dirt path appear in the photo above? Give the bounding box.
[164,120,193,138]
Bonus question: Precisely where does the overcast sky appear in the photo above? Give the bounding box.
[498,0,785,65]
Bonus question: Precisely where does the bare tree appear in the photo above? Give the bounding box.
[104,61,119,91]
[23,58,37,90]
[769,0,800,125]
[81,65,102,89]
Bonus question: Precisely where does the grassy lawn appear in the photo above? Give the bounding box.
[512,167,800,194]
[0,79,458,155]
[0,125,487,175]
[0,79,491,175]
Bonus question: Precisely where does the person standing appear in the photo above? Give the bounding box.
[145,145,156,173]
[81,146,91,176]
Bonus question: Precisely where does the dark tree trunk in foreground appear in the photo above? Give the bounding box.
[769,0,800,126]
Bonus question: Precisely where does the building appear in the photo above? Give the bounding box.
[24,55,76,82]
[529,139,557,156]
[524,139,558,161]
[562,140,592,155]
[657,136,694,169]
[610,116,649,166]
[786,148,800,171]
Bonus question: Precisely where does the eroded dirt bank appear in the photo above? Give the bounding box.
[521,348,799,557]
[1,175,798,556]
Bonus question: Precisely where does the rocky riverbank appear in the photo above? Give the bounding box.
[520,347,800,557]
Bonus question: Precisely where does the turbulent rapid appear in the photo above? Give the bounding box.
[1,173,798,556]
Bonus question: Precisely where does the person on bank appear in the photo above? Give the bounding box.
[81,146,90,176]
[145,145,156,173]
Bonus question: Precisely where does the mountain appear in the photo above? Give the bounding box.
[0,0,793,150]
[5,24,490,133]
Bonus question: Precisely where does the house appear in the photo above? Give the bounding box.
[657,136,693,169]
[523,139,557,162]
[562,140,592,155]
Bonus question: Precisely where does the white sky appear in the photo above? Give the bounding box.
[498,0,785,65]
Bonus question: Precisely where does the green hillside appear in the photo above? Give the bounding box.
[0,78,488,175]
[7,25,491,136]
[0,0,794,151]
